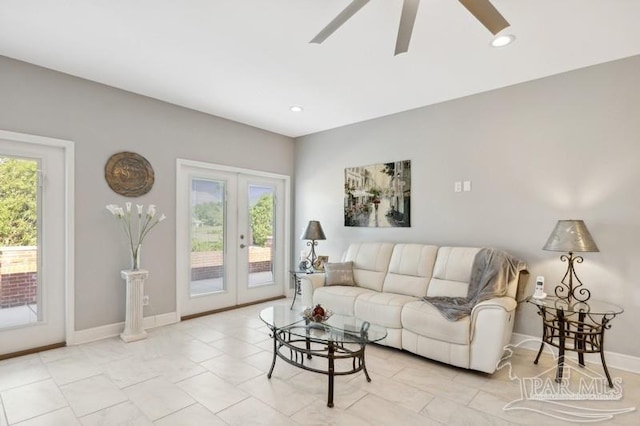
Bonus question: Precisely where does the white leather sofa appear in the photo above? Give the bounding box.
[299,242,528,374]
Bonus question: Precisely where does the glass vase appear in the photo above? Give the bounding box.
[131,244,141,270]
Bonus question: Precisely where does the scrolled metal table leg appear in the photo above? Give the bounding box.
[576,311,586,367]
[290,273,301,310]
[362,350,372,382]
[599,317,614,388]
[533,306,545,365]
[327,341,335,408]
[267,329,277,379]
[533,340,545,364]
[556,309,566,383]
[305,322,312,360]
[600,349,613,388]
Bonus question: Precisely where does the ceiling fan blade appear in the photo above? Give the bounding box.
[395,0,421,55]
[458,0,510,35]
[310,0,371,44]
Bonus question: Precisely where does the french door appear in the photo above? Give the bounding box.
[177,160,289,317]
[0,131,71,357]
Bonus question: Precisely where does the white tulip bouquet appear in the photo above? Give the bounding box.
[106,202,166,270]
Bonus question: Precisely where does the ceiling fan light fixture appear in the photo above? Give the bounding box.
[290,105,304,112]
[491,34,515,48]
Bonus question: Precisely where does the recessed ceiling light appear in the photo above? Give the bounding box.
[491,34,516,48]
[290,105,304,112]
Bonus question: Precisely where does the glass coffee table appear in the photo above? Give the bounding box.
[259,305,387,407]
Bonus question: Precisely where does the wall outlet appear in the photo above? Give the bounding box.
[143,295,150,306]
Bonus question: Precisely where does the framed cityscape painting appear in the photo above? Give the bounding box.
[344,160,411,227]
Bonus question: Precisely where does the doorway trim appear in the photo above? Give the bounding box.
[175,158,291,319]
[0,129,75,346]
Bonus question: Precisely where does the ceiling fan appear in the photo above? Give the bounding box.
[310,0,510,56]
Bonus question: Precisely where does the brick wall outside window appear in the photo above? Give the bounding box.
[0,247,38,309]
[0,246,274,306]
[191,246,273,280]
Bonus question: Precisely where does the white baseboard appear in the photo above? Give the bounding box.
[511,332,640,375]
[68,312,179,346]
[142,312,179,330]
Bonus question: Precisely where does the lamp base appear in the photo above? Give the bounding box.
[554,252,591,302]
[304,240,319,272]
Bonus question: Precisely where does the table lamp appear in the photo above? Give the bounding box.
[300,220,326,271]
[543,219,599,302]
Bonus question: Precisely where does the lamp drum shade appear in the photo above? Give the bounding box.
[543,220,599,253]
[301,220,326,241]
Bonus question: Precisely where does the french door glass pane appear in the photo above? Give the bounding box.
[0,156,40,329]
[248,184,275,288]
[190,178,226,297]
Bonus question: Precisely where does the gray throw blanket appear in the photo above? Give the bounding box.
[422,248,527,321]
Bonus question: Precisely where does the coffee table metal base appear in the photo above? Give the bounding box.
[267,325,371,407]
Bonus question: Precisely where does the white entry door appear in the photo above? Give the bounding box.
[177,160,289,318]
[0,131,71,357]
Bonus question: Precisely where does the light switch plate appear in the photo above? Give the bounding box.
[463,181,471,192]
[454,181,462,192]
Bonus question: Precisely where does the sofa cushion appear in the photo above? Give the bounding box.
[324,261,356,286]
[313,286,374,316]
[401,300,470,345]
[426,247,481,298]
[382,244,438,297]
[343,242,394,292]
[354,292,417,329]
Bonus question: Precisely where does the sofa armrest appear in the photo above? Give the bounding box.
[469,297,518,373]
[471,297,517,316]
[299,273,325,307]
[470,297,517,338]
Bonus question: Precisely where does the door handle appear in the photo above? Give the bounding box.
[240,244,246,249]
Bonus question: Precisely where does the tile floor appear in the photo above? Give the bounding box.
[1,298,638,425]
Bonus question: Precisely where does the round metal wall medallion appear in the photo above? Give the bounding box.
[105,152,155,197]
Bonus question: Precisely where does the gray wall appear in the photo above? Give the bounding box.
[2,52,639,359]
[0,56,295,330]
[295,55,640,358]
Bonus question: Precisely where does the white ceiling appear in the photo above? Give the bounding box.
[1,1,640,138]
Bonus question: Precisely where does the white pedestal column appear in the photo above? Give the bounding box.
[120,269,149,343]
